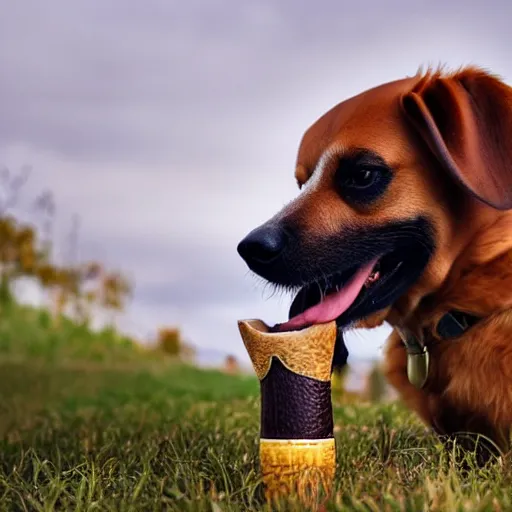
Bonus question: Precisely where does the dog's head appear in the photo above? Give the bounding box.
[237,66,512,336]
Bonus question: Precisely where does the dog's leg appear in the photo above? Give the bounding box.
[432,405,509,468]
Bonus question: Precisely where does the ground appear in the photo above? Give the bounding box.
[0,305,510,511]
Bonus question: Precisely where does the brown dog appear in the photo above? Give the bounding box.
[237,65,512,464]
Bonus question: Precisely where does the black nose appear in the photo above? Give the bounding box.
[237,224,287,266]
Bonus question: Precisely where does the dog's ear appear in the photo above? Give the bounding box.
[401,68,512,210]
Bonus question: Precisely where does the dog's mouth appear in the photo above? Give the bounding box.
[273,250,409,332]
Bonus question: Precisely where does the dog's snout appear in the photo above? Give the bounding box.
[237,224,287,266]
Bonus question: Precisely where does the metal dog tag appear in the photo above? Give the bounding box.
[407,347,430,390]
[396,326,430,390]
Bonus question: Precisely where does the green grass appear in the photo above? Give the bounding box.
[0,304,511,511]
[0,304,151,364]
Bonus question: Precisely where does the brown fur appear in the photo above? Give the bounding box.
[291,65,512,459]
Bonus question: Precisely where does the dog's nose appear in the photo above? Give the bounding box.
[237,224,287,266]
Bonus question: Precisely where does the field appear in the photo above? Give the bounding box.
[0,305,510,511]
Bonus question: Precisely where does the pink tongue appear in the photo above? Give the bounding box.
[277,259,378,332]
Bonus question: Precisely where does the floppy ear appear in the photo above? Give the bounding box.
[401,68,512,210]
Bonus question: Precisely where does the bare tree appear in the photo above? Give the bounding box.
[0,165,31,215]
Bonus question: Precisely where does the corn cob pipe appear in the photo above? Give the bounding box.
[237,319,338,507]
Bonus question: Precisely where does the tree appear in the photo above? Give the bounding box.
[157,327,182,356]
[0,164,138,339]
[0,216,47,305]
[156,327,195,362]
[35,259,104,326]
[224,355,239,374]
[331,364,350,402]
[32,188,55,260]
[98,270,132,327]
[364,361,388,403]
[0,165,30,215]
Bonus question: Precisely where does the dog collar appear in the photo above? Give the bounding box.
[435,310,480,339]
[397,310,480,390]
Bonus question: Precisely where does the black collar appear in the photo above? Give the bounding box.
[399,309,480,352]
[435,310,481,339]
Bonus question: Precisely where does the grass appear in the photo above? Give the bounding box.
[0,304,511,510]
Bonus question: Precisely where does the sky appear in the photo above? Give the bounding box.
[0,0,511,364]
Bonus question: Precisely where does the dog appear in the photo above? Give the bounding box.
[237,65,512,465]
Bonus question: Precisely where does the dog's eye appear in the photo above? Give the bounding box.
[346,169,377,189]
[335,164,392,205]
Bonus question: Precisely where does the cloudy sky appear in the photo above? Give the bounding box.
[1,0,511,363]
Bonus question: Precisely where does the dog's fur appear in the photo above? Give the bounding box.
[238,65,512,462]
